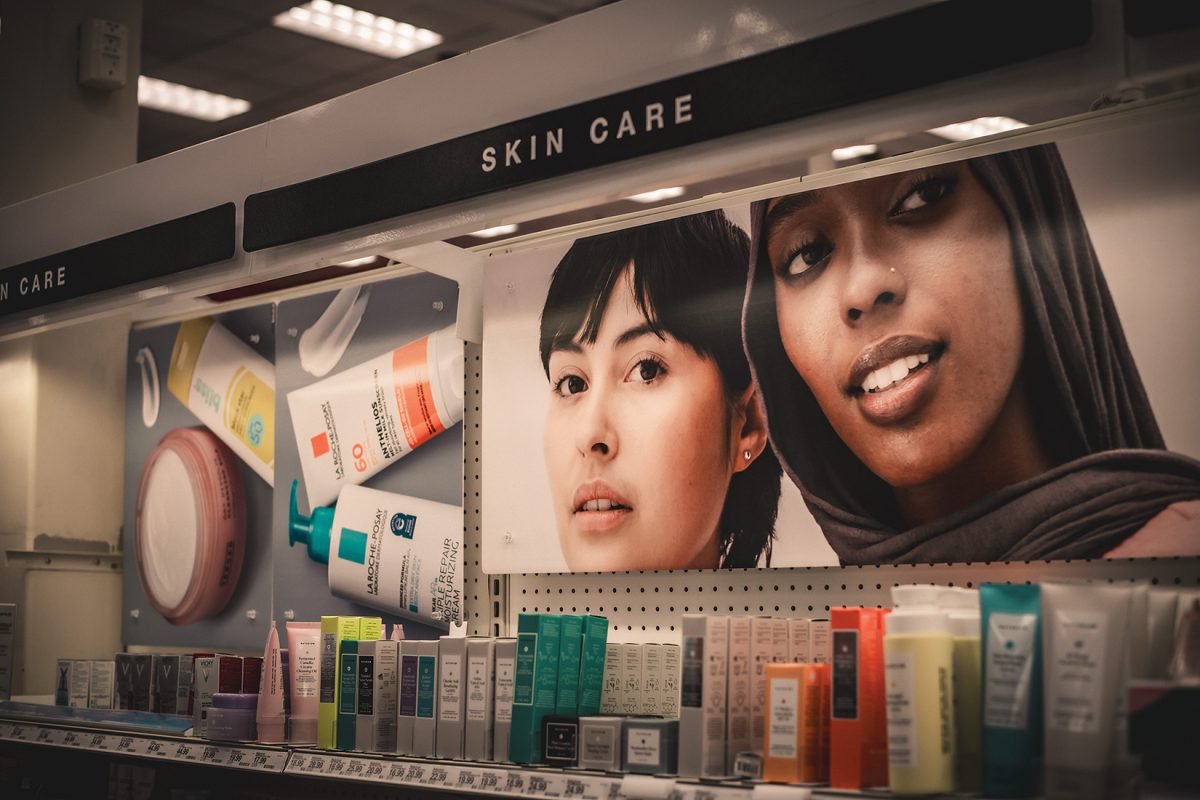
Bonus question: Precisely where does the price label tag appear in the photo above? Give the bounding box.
[200,745,222,764]
[365,761,385,780]
[425,766,449,786]
[116,736,136,753]
[564,778,588,797]
[405,764,426,782]
[35,727,53,743]
[457,769,478,789]
[0,722,12,738]
[225,748,246,766]
[11,725,27,741]
[250,751,271,770]
[506,771,526,793]
[45,729,68,746]
[479,770,502,791]
[91,733,110,750]
[307,755,325,772]
[344,759,366,777]
[325,756,347,775]
[288,753,307,772]
[175,742,197,761]
[526,774,550,796]
[62,730,80,746]
[386,762,406,782]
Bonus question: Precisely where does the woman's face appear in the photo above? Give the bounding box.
[543,268,741,571]
[765,162,1024,491]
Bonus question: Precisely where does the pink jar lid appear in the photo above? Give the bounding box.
[134,427,246,626]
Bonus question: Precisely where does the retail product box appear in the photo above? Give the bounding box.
[154,655,192,715]
[241,656,262,694]
[1129,680,1200,787]
[356,639,397,752]
[763,663,827,784]
[600,643,621,714]
[679,614,729,778]
[555,615,584,716]
[750,616,774,753]
[661,643,680,719]
[641,643,664,715]
[577,615,608,716]
[319,616,361,749]
[436,635,468,759]
[771,618,789,662]
[356,640,378,752]
[542,714,580,767]
[623,718,679,775]
[359,617,383,641]
[811,620,831,664]
[465,638,496,760]
[579,716,624,771]
[193,654,241,736]
[413,639,440,758]
[0,604,14,701]
[58,659,91,708]
[89,660,115,710]
[493,638,517,761]
[619,642,642,716]
[510,613,562,764]
[788,619,811,663]
[726,616,753,767]
[829,608,887,789]
[336,639,358,751]
[117,653,154,711]
[396,641,418,755]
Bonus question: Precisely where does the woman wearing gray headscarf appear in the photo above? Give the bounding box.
[743,143,1200,563]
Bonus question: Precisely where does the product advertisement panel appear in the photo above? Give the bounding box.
[482,111,1200,573]
[122,270,467,645]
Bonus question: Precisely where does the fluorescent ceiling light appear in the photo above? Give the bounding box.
[626,186,686,203]
[274,2,443,58]
[138,76,250,121]
[927,116,1028,142]
[339,255,378,267]
[469,224,518,239]
[831,143,878,162]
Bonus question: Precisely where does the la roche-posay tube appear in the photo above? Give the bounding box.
[168,317,275,485]
[288,324,464,509]
[289,481,463,629]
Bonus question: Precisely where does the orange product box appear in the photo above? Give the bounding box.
[806,662,831,783]
[829,607,887,789]
[764,663,827,784]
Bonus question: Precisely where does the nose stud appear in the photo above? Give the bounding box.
[889,267,896,273]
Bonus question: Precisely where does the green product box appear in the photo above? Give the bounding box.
[555,615,584,716]
[358,617,383,641]
[577,615,609,716]
[336,639,358,751]
[509,613,562,764]
[319,616,362,749]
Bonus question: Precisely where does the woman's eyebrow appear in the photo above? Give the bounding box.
[614,322,663,348]
[762,190,822,248]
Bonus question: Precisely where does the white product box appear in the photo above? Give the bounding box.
[493,639,517,761]
[619,643,642,716]
[641,644,663,716]
[600,644,622,715]
[679,614,729,778]
[357,640,398,752]
[749,617,774,752]
[89,660,115,709]
[0,604,13,701]
[412,640,439,758]
[770,618,789,662]
[465,638,495,761]
[811,620,831,664]
[69,660,92,708]
[788,618,811,663]
[437,636,467,759]
[726,616,753,766]
[661,644,680,719]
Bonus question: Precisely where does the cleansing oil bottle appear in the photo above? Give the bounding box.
[883,607,956,795]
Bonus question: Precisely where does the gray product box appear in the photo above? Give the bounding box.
[373,640,399,753]
[89,660,115,710]
[396,641,418,755]
[114,654,133,709]
[464,638,495,761]
[356,640,378,752]
[0,604,14,701]
[599,643,621,715]
[579,716,624,771]
[493,638,516,761]
[177,655,194,716]
[412,639,439,758]
[155,655,182,714]
[436,636,467,759]
[54,659,71,705]
[129,654,154,711]
[679,614,729,778]
[622,718,679,775]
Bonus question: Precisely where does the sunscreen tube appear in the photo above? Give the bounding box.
[1041,582,1130,798]
[288,324,464,508]
[168,317,275,485]
[257,621,286,743]
[980,584,1042,797]
[286,621,321,744]
[290,481,462,629]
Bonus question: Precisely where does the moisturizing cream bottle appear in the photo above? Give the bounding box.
[883,607,956,795]
[287,480,462,629]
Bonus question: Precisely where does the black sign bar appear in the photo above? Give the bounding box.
[0,203,235,319]
[243,0,1091,252]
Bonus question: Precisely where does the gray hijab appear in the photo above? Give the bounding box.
[742,144,1200,563]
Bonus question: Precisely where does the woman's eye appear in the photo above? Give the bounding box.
[553,374,587,397]
[891,176,954,216]
[784,238,833,277]
[627,358,666,383]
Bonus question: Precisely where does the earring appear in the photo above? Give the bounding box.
[743,449,753,461]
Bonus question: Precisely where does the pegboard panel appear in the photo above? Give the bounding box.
[504,559,1200,644]
[463,341,503,637]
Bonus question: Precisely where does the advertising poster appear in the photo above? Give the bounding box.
[482,109,1200,572]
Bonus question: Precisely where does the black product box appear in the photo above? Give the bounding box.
[541,715,581,767]
[116,654,155,711]
[1129,680,1200,790]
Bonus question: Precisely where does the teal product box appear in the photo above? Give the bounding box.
[413,639,440,758]
[980,583,1043,798]
[555,615,584,716]
[336,640,358,751]
[577,615,608,716]
[509,613,562,764]
[623,718,679,775]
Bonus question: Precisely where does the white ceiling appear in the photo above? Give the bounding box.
[139,0,610,160]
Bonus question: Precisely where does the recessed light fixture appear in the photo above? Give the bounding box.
[468,224,519,239]
[831,143,879,162]
[626,186,686,203]
[137,76,251,121]
[273,2,443,58]
[927,116,1027,142]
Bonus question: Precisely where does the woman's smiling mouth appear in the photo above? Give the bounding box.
[571,481,634,531]
[846,336,945,424]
